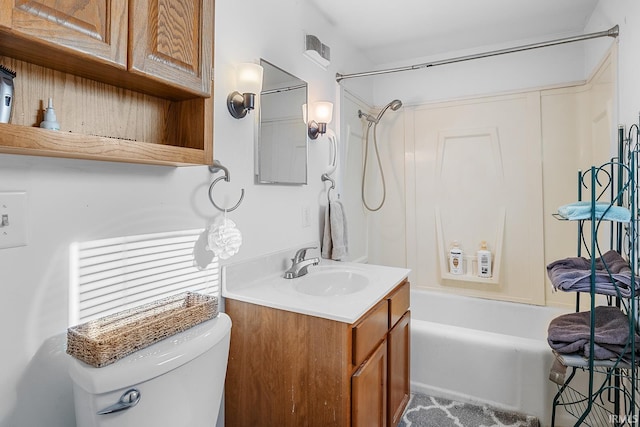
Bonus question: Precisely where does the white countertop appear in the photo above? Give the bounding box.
[222,252,410,324]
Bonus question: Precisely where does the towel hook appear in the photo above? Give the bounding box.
[208,160,245,212]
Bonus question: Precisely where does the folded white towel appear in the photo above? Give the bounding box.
[322,200,348,260]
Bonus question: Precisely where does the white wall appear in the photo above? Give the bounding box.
[0,1,372,425]
[586,1,640,128]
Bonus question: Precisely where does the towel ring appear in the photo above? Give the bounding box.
[322,173,336,202]
[208,160,245,212]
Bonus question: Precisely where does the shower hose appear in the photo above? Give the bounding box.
[361,121,386,212]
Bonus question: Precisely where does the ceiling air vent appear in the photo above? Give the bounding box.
[304,34,330,69]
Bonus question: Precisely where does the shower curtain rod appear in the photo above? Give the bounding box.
[335,25,619,82]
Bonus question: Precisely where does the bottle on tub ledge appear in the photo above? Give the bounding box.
[449,241,464,275]
[477,241,492,278]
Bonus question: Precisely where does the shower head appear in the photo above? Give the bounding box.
[375,99,402,122]
[389,99,402,111]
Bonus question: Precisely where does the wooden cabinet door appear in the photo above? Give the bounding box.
[352,341,388,427]
[129,0,212,96]
[388,311,410,427]
[0,0,127,67]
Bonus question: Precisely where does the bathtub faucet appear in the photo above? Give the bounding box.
[284,246,319,279]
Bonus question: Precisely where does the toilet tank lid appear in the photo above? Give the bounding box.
[68,312,231,394]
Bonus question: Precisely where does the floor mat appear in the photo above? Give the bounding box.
[399,393,540,427]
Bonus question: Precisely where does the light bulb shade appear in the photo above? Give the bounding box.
[309,101,333,124]
[236,63,263,94]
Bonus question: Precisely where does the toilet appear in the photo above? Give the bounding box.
[68,313,232,427]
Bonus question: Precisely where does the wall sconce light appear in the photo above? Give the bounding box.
[227,63,264,119]
[306,101,333,140]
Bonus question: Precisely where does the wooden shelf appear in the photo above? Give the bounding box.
[0,57,212,166]
[0,124,208,166]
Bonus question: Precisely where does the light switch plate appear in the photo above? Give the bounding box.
[0,192,27,249]
[301,205,311,228]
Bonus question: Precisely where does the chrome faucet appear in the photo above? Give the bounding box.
[284,246,320,279]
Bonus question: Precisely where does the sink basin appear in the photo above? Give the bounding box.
[223,250,410,322]
[294,269,369,296]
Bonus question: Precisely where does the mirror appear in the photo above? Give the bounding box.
[255,59,308,185]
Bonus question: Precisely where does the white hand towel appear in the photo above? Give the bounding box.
[322,201,348,260]
[322,203,333,259]
[330,201,348,260]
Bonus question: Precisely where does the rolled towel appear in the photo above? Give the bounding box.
[557,201,631,222]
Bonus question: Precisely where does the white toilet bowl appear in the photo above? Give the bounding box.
[68,313,231,427]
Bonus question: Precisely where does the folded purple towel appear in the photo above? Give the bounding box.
[547,306,640,360]
[547,250,639,297]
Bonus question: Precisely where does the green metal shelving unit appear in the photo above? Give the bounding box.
[550,124,639,426]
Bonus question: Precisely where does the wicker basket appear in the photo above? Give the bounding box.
[67,292,218,368]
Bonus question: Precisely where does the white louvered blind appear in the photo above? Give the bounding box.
[69,229,219,325]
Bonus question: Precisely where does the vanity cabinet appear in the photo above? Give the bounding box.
[225,280,411,427]
[0,0,213,165]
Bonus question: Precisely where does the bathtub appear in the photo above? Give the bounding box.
[409,289,573,426]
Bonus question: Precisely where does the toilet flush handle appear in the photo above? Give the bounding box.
[97,388,141,415]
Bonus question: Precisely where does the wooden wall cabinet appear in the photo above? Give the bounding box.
[130,0,211,96]
[225,280,411,427]
[0,0,213,166]
[0,0,128,68]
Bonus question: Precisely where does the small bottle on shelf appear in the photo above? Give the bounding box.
[40,98,60,130]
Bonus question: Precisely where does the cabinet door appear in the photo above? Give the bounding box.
[129,0,212,96]
[353,300,389,366]
[389,281,410,326]
[0,0,127,67]
[388,311,410,427]
[352,341,388,427]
